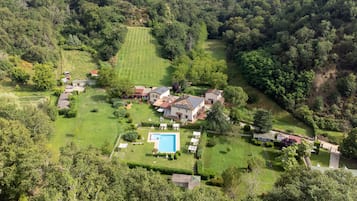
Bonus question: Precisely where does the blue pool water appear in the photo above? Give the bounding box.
[158,135,176,153]
[151,134,176,153]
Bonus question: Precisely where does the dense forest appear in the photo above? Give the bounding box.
[145,0,357,133]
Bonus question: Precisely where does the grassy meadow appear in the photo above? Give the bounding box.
[202,135,281,196]
[115,27,171,86]
[49,88,120,158]
[58,50,97,80]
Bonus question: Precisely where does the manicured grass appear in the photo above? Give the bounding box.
[204,39,313,137]
[49,88,120,157]
[316,129,345,144]
[116,128,196,171]
[127,101,165,124]
[202,135,281,195]
[204,40,226,60]
[115,27,171,86]
[310,149,330,167]
[58,50,97,80]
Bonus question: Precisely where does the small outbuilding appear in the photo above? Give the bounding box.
[171,174,201,190]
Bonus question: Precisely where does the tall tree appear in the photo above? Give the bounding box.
[339,128,357,159]
[223,86,248,107]
[32,63,55,91]
[253,109,273,133]
[206,102,231,134]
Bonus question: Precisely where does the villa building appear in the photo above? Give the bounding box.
[149,86,170,103]
[165,95,205,122]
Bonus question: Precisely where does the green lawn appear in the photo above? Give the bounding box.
[204,39,226,60]
[310,149,330,167]
[126,101,171,124]
[58,50,97,80]
[204,39,313,137]
[49,88,120,157]
[115,27,171,86]
[202,135,281,195]
[116,128,196,171]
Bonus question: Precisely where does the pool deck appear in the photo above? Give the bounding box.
[147,132,180,153]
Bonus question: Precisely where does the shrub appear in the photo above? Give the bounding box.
[226,146,232,152]
[206,177,224,187]
[90,108,98,112]
[126,162,193,175]
[251,139,262,146]
[206,138,217,147]
[264,142,274,147]
[123,132,138,142]
[196,148,202,159]
[176,150,181,156]
[174,154,178,160]
[58,108,69,115]
[243,125,251,132]
[127,118,133,123]
[65,109,77,118]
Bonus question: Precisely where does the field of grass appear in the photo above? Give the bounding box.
[126,101,171,124]
[202,135,281,195]
[58,50,97,80]
[49,88,120,157]
[204,40,314,137]
[204,39,226,60]
[115,27,171,86]
[310,149,330,167]
[116,127,196,171]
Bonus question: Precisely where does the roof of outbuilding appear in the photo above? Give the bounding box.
[150,86,169,95]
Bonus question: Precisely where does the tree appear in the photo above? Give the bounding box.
[32,63,55,91]
[279,145,298,171]
[337,74,356,97]
[222,166,241,199]
[253,109,272,133]
[107,78,134,98]
[97,66,117,87]
[9,67,30,84]
[263,169,357,201]
[339,128,357,159]
[206,102,231,134]
[297,140,313,158]
[247,156,264,172]
[224,86,248,107]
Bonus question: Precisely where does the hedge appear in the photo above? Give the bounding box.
[126,162,193,175]
[141,121,202,130]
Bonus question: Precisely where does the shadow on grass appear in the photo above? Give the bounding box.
[160,65,174,86]
[259,149,283,171]
[91,94,107,102]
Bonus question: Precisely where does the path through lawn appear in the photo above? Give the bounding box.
[116,27,171,86]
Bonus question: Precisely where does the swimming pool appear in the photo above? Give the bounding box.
[148,133,179,153]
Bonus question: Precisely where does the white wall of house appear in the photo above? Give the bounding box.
[149,90,170,103]
[205,92,221,104]
[170,101,204,121]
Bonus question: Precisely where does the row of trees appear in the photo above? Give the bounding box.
[172,53,228,90]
